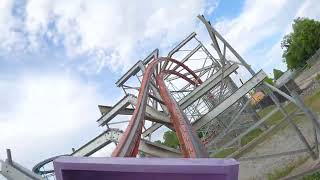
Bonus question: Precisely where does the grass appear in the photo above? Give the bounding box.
[241,128,263,146]
[210,147,237,158]
[258,105,276,117]
[267,163,298,180]
[210,89,320,159]
[263,90,320,179]
[257,89,320,133]
[304,90,320,111]
[257,102,298,126]
[298,92,320,180]
[302,172,320,180]
[267,156,309,180]
[256,89,320,127]
[209,129,264,157]
[222,102,294,149]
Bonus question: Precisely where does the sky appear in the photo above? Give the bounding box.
[0,0,320,173]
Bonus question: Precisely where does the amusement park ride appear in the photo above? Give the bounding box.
[1,15,320,180]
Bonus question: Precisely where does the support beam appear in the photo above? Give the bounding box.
[116,61,145,87]
[1,160,43,180]
[162,32,197,70]
[142,123,163,137]
[167,32,196,58]
[208,99,251,146]
[98,105,134,115]
[210,107,279,153]
[192,70,267,130]
[72,129,123,157]
[1,149,42,179]
[142,64,239,135]
[198,15,255,75]
[143,49,159,64]
[264,82,297,103]
[71,129,181,158]
[97,95,132,126]
[180,44,202,62]
[139,139,181,157]
[97,95,170,126]
[179,64,238,109]
[115,49,159,87]
[166,44,202,74]
[32,129,181,176]
[98,105,163,115]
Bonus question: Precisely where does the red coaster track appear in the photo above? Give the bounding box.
[112,57,208,158]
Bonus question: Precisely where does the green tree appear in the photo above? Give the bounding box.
[273,69,284,80]
[163,131,180,149]
[264,76,274,85]
[281,17,320,69]
[155,131,180,149]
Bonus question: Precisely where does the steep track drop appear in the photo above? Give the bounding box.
[112,57,208,158]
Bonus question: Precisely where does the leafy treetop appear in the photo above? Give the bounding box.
[155,130,180,149]
[281,17,320,69]
[273,68,285,80]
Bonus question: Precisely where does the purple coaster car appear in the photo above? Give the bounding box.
[54,156,239,180]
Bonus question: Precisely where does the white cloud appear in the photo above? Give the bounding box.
[213,0,320,73]
[0,0,217,171]
[295,0,320,19]
[0,0,217,72]
[214,0,291,54]
[0,71,109,168]
[0,0,25,51]
[262,0,320,73]
[1,0,319,75]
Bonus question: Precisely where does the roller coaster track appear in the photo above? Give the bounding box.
[112,57,208,158]
[34,56,212,173]
[32,128,182,177]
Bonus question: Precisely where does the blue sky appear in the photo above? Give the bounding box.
[0,0,320,171]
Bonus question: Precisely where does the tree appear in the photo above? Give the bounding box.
[155,131,180,149]
[281,17,320,69]
[273,69,284,80]
[163,131,180,149]
[264,76,274,85]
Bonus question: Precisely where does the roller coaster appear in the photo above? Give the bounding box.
[1,15,320,180]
